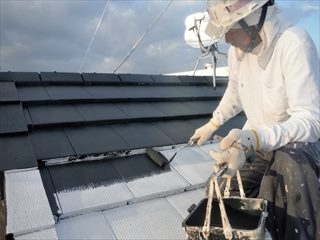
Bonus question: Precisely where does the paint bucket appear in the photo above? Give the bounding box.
[182,197,268,240]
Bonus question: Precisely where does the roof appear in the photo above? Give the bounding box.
[0,71,247,239]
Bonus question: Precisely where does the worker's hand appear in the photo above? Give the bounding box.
[190,119,219,145]
[209,129,259,178]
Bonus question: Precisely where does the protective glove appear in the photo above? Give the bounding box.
[190,119,219,145]
[209,128,259,178]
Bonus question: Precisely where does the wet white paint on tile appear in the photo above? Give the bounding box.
[161,146,214,189]
[5,169,55,236]
[56,211,115,240]
[15,228,58,240]
[103,197,187,240]
[125,167,190,203]
[56,182,134,218]
[199,141,221,158]
[166,188,206,219]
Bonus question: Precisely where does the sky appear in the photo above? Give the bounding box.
[0,0,319,74]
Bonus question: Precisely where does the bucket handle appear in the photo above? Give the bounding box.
[201,169,245,239]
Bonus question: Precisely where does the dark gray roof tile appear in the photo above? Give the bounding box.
[0,82,19,102]
[0,135,37,171]
[184,100,219,115]
[118,74,154,84]
[154,120,196,144]
[178,75,208,85]
[111,154,165,182]
[152,102,194,117]
[29,129,76,160]
[45,86,91,101]
[65,125,130,156]
[0,103,28,134]
[40,72,83,85]
[76,103,127,122]
[151,75,182,84]
[17,86,50,102]
[113,123,175,149]
[115,103,164,119]
[23,108,32,126]
[82,73,121,85]
[46,159,122,193]
[27,104,84,126]
[0,72,40,83]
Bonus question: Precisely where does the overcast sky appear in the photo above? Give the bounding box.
[0,0,319,74]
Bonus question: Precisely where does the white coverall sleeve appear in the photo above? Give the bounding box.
[211,48,243,126]
[258,30,320,151]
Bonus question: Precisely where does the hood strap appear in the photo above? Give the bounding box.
[238,2,269,52]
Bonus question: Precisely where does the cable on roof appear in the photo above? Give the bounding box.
[78,0,110,73]
[113,0,174,73]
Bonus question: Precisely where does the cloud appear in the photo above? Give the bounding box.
[0,0,318,74]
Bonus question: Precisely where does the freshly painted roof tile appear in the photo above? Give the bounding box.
[47,160,134,217]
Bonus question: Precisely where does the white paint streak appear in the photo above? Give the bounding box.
[57,182,134,218]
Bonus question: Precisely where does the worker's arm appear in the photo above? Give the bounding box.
[258,27,320,151]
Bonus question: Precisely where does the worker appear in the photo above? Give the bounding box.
[190,0,320,239]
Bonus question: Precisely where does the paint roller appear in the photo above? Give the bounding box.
[146,139,198,168]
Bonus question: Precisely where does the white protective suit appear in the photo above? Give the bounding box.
[211,6,320,152]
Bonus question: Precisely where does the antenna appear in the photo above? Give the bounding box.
[184,12,227,89]
[113,0,174,73]
[79,0,110,73]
